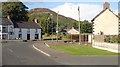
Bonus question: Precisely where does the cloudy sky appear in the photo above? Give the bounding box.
[0,0,118,21]
[23,2,118,21]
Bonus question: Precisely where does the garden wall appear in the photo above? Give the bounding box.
[92,42,120,53]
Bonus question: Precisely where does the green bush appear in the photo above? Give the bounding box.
[111,35,118,43]
[104,35,120,43]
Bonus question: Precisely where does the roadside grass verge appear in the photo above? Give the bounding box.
[50,45,118,56]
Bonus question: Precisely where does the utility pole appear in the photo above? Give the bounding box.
[50,14,53,41]
[56,11,59,42]
[78,6,81,45]
[47,17,49,36]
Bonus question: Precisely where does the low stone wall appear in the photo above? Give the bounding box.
[92,42,120,53]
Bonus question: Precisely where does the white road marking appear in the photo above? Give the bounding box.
[44,43,50,47]
[33,45,51,57]
[7,48,13,53]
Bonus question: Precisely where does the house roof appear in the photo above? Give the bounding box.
[91,8,119,22]
[67,27,79,35]
[0,17,13,25]
[13,21,41,29]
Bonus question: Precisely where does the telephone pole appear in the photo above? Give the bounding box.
[50,14,53,41]
[78,6,81,45]
[56,11,59,42]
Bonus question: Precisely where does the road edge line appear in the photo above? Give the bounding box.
[33,45,51,57]
[44,43,50,47]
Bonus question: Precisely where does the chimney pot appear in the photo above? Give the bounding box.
[34,19,38,23]
[103,2,110,10]
[7,15,10,20]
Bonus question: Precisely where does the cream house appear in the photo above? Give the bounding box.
[91,2,120,53]
[92,2,119,35]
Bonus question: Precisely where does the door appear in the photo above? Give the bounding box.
[27,34,30,40]
[35,34,39,39]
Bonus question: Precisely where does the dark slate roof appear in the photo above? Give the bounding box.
[13,21,41,29]
[91,8,119,22]
[0,17,13,25]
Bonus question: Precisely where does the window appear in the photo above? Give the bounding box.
[35,34,39,39]
[9,26,13,32]
[35,29,37,33]
[100,31,104,35]
[9,32,13,35]
[2,34,8,39]
[2,27,8,33]
[27,29,30,33]
[0,27,1,32]
[19,28,22,32]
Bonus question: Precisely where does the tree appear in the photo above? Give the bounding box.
[2,0,28,21]
[40,17,55,35]
[28,13,56,35]
[80,20,92,33]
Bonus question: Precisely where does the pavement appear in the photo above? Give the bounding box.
[0,42,2,66]
[33,41,119,65]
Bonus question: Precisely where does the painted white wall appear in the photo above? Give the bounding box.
[22,29,27,40]
[0,25,14,39]
[93,9,119,35]
[8,25,14,39]
[37,29,41,40]
[93,42,119,53]
[30,29,35,40]
[13,28,41,40]
[88,34,92,43]
[14,28,20,39]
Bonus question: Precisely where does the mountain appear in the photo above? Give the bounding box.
[28,8,79,34]
[28,8,92,34]
[29,8,77,21]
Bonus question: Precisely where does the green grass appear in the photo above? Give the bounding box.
[50,45,118,56]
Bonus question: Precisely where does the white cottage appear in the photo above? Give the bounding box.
[0,16,41,40]
[91,2,119,35]
[0,16,14,40]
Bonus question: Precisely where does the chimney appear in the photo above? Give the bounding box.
[34,19,38,23]
[103,2,110,10]
[7,15,11,20]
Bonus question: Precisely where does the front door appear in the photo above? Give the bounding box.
[35,34,39,39]
[2,34,8,40]
[27,34,30,40]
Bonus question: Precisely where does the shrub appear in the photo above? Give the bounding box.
[104,35,120,43]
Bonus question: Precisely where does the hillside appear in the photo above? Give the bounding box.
[28,8,79,34]
[28,8,92,34]
[29,8,77,22]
